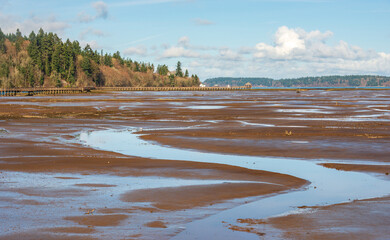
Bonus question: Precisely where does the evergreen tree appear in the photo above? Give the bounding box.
[169,74,176,87]
[175,61,183,77]
[28,31,36,41]
[103,54,113,67]
[51,45,61,73]
[185,69,189,78]
[0,28,5,40]
[81,57,92,77]
[113,51,124,65]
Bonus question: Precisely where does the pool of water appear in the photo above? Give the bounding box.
[79,128,390,239]
[185,105,227,110]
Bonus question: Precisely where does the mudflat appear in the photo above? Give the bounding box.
[0,90,389,239]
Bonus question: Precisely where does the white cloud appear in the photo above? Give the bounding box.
[148,28,390,80]
[254,26,378,61]
[78,1,108,23]
[161,46,200,58]
[219,48,242,61]
[0,12,69,35]
[123,46,148,56]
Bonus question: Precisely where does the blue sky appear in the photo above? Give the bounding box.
[1,0,390,80]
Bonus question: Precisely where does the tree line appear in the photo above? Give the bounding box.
[204,76,390,87]
[0,28,200,88]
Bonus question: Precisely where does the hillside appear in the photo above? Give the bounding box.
[204,76,390,88]
[0,28,200,88]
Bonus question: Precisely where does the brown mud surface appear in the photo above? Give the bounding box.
[230,196,390,239]
[64,214,129,227]
[144,221,168,228]
[321,163,390,178]
[1,90,389,239]
[121,182,288,211]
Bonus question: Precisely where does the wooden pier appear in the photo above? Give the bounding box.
[0,87,94,96]
[0,86,254,96]
[96,86,250,91]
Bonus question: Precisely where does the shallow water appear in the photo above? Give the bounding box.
[185,105,227,110]
[79,128,390,239]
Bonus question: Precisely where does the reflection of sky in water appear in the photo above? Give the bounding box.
[80,128,390,240]
[275,108,334,114]
[80,129,390,203]
[185,105,227,110]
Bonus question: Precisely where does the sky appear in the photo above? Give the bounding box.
[1,0,390,80]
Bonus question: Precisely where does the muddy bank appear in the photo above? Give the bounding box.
[229,196,390,239]
[321,163,390,178]
[0,92,310,239]
[1,90,389,239]
[121,182,288,211]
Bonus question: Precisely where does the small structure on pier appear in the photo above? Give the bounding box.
[245,82,252,89]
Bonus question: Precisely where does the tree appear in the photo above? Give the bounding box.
[81,57,92,77]
[113,51,124,65]
[185,69,189,78]
[157,64,169,75]
[51,45,61,73]
[103,54,113,67]
[192,74,200,86]
[28,31,36,41]
[134,61,140,72]
[140,62,148,73]
[169,74,176,87]
[0,28,5,40]
[175,61,183,77]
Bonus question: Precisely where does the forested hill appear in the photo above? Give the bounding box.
[204,76,390,88]
[0,28,200,88]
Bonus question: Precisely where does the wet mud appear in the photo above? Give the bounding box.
[1,90,389,239]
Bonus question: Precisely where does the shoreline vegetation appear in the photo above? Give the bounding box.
[204,76,390,88]
[0,28,200,89]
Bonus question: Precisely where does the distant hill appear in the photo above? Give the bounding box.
[0,28,200,88]
[204,76,390,87]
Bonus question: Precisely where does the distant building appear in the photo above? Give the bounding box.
[245,82,252,89]
[199,83,206,88]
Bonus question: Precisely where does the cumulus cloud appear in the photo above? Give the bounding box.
[247,26,390,78]
[0,12,69,35]
[254,26,378,61]
[149,28,390,80]
[78,1,108,23]
[123,46,148,56]
[219,48,242,61]
[159,36,206,59]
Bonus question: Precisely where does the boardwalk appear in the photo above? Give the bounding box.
[1,86,252,96]
[96,87,249,91]
[0,87,93,96]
